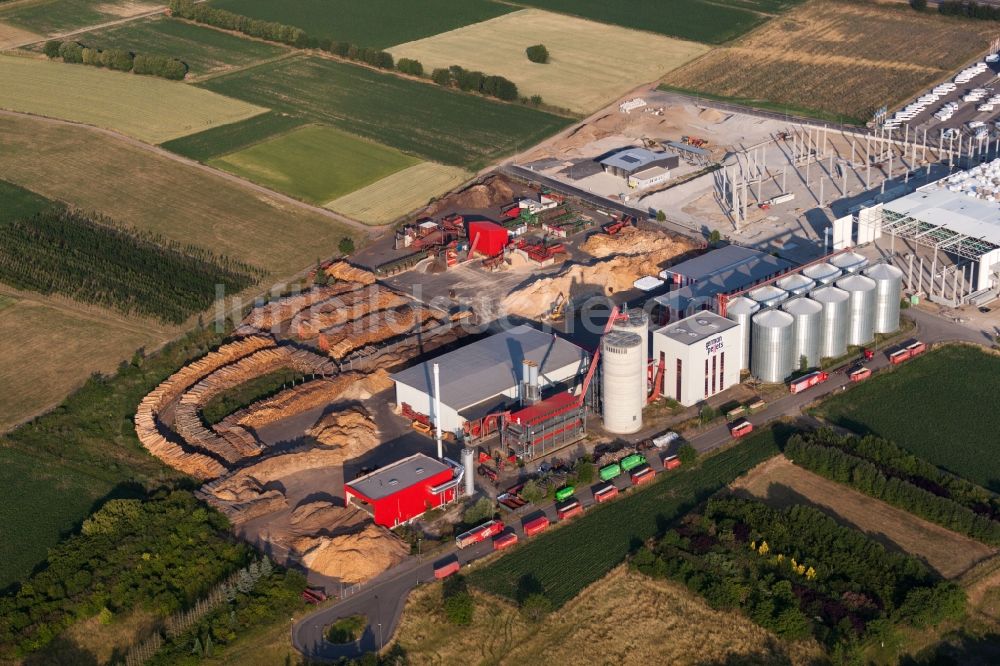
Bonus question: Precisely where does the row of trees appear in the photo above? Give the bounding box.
[785,436,1000,545]
[431,65,519,101]
[937,0,1000,20]
[168,0,303,46]
[43,40,188,79]
[0,208,260,323]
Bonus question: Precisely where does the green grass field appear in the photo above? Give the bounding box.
[468,430,781,607]
[63,16,289,77]
[0,0,155,37]
[209,124,419,204]
[0,178,56,223]
[159,110,306,161]
[209,0,513,49]
[502,0,802,44]
[198,56,571,168]
[816,345,1000,490]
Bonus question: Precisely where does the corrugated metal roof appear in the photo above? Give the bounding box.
[509,391,579,426]
[665,140,711,157]
[883,187,1000,246]
[346,453,451,501]
[655,311,736,345]
[599,148,676,173]
[656,247,793,311]
[665,245,786,281]
[391,325,588,412]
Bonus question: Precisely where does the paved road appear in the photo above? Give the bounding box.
[291,306,991,661]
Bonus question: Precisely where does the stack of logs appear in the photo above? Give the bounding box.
[293,285,408,340]
[320,305,439,359]
[242,282,363,332]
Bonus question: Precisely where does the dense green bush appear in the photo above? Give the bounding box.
[103,48,135,72]
[525,44,549,64]
[58,41,83,63]
[396,57,424,77]
[133,53,188,80]
[462,497,494,525]
[50,40,181,78]
[939,0,1000,19]
[438,65,518,101]
[42,40,61,59]
[442,575,474,626]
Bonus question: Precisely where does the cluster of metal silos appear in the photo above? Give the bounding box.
[601,329,644,434]
[731,259,903,384]
[613,308,649,400]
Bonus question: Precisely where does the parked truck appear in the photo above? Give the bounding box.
[434,559,461,579]
[523,515,550,537]
[593,483,619,503]
[492,532,518,551]
[631,464,655,486]
[620,453,646,472]
[729,418,754,439]
[789,370,829,394]
[557,499,583,520]
[456,520,505,549]
[848,366,872,382]
[554,485,576,502]
[599,462,623,481]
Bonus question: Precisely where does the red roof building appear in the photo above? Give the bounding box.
[344,453,458,527]
[468,220,509,257]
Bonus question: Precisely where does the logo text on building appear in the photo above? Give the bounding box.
[705,335,724,354]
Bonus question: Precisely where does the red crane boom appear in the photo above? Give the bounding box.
[576,306,624,407]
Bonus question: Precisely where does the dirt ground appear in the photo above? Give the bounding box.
[731,456,997,579]
[393,564,824,665]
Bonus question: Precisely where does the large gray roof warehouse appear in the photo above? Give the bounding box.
[391,325,588,433]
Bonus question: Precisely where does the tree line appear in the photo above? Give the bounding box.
[44,40,188,80]
[0,208,261,324]
[632,497,965,660]
[431,65,520,102]
[937,0,1000,20]
[784,432,1000,545]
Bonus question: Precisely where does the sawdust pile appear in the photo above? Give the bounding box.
[581,226,688,259]
[306,407,380,464]
[699,108,728,123]
[296,524,409,583]
[421,175,514,217]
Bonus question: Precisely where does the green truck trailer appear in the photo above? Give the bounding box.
[599,462,622,482]
[620,454,646,472]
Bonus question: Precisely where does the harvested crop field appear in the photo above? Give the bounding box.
[197,55,572,168]
[210,0,513,49]
[62,16,290,77]
[0,0,159,39]
[732,456,996,579]
[0,55,266,144]
[662,0,997,123]
[210,125,419,204]
[816,344,1000,490]
[0,20,40,49]
[325,162,470,225]
[396,565,823,665]
[0,113,356,277]
[389,9,710,115]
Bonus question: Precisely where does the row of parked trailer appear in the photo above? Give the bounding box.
[891,57,997,129]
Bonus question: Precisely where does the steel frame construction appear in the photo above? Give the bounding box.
[880,209,999,260]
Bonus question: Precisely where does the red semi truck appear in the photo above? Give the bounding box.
[456,520,505,549]
[523,515,550,537]
[789,370,830,394]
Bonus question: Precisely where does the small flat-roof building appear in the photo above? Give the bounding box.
[628,165,671,189]
[652,312,740,406]
[390,325,588,434]
[600,148,679,179]
[344,453,458,527]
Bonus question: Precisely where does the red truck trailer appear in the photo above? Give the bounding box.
[593,483,619,503]
[848,367,872,382]
[907,341,926,357]
[434,560,460,579]
[557,500,583,520]
[456,520,505,549]
[631,465,655,486]
[889,348,911,365]
[729,418,754,439]
[789,371,829,394]
[523,515,550,537]
[493,532,519,551]
[663,455,682,470]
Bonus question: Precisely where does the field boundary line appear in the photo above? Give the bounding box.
[186,49,300,84]
[0,3,171,50]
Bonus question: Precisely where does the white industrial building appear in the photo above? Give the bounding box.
[652,312,741,406]
[390,325,588,434]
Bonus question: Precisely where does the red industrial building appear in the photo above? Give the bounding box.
[344,453,458,527]
[468,220,509,257]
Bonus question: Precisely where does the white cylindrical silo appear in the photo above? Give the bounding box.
[613,308,650,400]
[865,263,903,334]
[837,274,877,346]
[776,273,816,296]
[811,286,850,359]
[461,447,475,496]
[601,330,644,434]
[782,297,823,369]
[830,250,870,274]
[802,262,842,285]
[726,296,759,372]
[750,309,795,383]
[748,284,789,308]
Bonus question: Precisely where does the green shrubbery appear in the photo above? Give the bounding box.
[442,575,474,625]
[525,44,549,63]
[46,39,186,79]
[434,65,519,101]
[396,57,424,77]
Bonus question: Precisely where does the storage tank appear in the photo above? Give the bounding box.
[865,263,903,334]
[802,262,842,285]
[782,297,823,369]
[776,273,816,296]
[750,309,795,383]
[747,284,789,308]
[601,330,644,434]
[830,250,870,274]
[461,447,475,496]
[725,296,759,372]
[836,274,877,346]
[811,286,850,359]
[613,308,649,399]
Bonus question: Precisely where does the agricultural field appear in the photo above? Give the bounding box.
[209,0,513,49]
[0,20,41,50]
[506,0,802,44]
[325,162,469,225]
[209,124,419,205]
[0,55,266,144]
[159,110,306,161]
[0,178,54,223]
[815,345,1000,490]
[733,456,995,579]
[0,113,358,277]
[0,0,160,42]
[388,9,710,115]
[394,566,823,665]
[468,429,780,607]
[662,0,997,123]
[197,55,572,168]
[60,15,290,78]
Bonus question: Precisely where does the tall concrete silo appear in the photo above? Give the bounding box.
[601,330,644,434]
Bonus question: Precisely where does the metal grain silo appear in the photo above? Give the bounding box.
[750,309,795,383]
[811,285,850,359]
[802,262,842,285]
[601,330,644,434]
[748,284,789,308]
[836,274,877,346]
[830,250,869,274]
[726,296,759,372]
[865,263,903,334]
[613,308,649,399]
[782,297,823,369]
[776,273,816,296]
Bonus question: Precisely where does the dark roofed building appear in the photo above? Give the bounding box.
[599,147,679,179]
